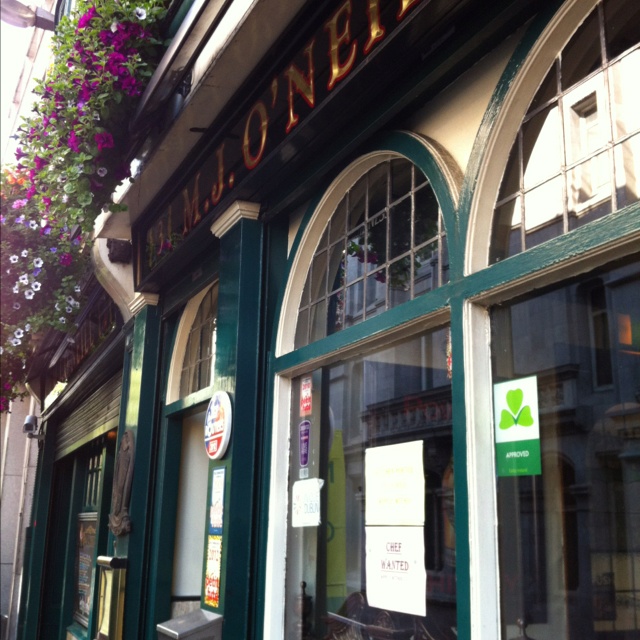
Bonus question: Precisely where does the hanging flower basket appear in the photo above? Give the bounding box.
[1,0,170,412]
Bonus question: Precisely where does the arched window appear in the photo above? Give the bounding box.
[179,285,217,397]
[166,283,218,403]
[490,0,639,263]
[295,157,449,348]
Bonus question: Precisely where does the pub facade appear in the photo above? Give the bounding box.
[20,0,639,638]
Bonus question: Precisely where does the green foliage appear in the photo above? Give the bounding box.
[1,0,169,412]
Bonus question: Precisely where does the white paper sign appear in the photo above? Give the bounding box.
[365,441,424,526]
[291,478,324,527]
[365,526,427,616]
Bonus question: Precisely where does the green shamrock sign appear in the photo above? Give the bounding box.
[493,376,541,476]
[499,388,535,430]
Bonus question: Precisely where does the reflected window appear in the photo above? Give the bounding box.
[490,0,640,263]
[491,257,640,639]
[296,159,448,348]
[179,285,218,397]
[285,328,456,639]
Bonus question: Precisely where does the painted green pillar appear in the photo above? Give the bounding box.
[114,299,162,639]
[205,202,262,639]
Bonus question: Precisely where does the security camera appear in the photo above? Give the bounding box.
[23,415,38,434]
[23,415,43,439]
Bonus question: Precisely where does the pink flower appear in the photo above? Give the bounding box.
[95,132,114,152]
[12,199,27,209]
[77,6,97,30]
[68,130,81,152]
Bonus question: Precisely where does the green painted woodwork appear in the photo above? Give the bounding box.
[118,304,163,639]
[199,217,263,640]
[144,413,185,639]
[19,413,58,640]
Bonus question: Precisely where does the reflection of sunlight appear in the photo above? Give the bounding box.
[513,49,640,235]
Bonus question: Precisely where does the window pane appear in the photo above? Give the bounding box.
[311,250,328,301]
[330,197,347,245]
[328,242,345,294]
[491,258,640,640]
[567,151,613,228]
[527,64,558,116]
[366,212,387,272]
[604,0,640,60]
[346,229,366,283]
[391,158,412,201]
[523,176,564,248]
[286,329,455,639]
[389,197,411,260]
[415,241,438,295]
[344,281,364,327]
[491,198,522,264]
[522,105,562,189]
[609,51,640,141]
[414,184,439,246]
[561,8,602,89]
[614,132,640,208]
[388,257,411,309]
[368,163,388,215]
[365,272,385,319]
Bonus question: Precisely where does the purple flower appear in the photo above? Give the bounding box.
[59,253,72,266]
[49,247,57,253]
[34,156,48,170]
[77,6,97,30]
[68,130,81,152]
[95,132,114,152]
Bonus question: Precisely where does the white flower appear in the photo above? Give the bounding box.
[59,317,66,324]
[19,274,29,285]
[74,285,81,293]
[55,303,60,311]
[10,337,21,347]
[24,290,34,300]
[66,306,73,313]
[14,329,24,339]
[93,111,100,121]
[72,300,80,308]
[29,221,38,230]
[110,20,118,32]
[25,323,31,331]
[97,167,108,177]
[62,195,69,203]
[21,250,28,257]
[9,255,18,263]
[66,296,76,305]
[0,347,3,355]
[32,282,41,291]
[135,7,147,19]
[12,284,19,294]
[33,258,43,268]
[13,302,21,310]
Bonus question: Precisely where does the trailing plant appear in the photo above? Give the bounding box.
[1,0,170,412]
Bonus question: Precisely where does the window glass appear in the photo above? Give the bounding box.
[285,327,456,639]
[490,0,640,264]
[491,256,640,640]
[179,285,217,397]
[296,160,448,348]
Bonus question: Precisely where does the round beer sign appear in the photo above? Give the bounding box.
[204,391,232,459]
